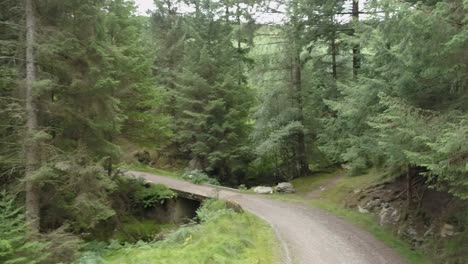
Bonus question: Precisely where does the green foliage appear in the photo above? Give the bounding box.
[134,183,176,208]
[318,0,468,198]
[39,155,117,232]
[101,200,279,264]
[181,170,220,185]
[152,0,256,184]
[195,199,230,222]
[40,226,83,264]
[0,0,24,185]
[112,217,167,243]
[0,191,45,264]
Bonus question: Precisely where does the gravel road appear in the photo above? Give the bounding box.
[127,170,406,264]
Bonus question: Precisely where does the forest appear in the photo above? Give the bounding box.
[0,0,467,263]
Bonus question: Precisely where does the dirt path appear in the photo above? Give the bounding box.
[127,170,406,264]
[306,170,347,199]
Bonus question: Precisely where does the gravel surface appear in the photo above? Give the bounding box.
[127,170,406,264]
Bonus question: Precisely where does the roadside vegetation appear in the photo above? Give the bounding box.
[79,200,279,264]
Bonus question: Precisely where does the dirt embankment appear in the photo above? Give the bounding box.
[346,175,468,263]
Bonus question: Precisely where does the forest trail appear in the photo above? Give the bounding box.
[305,170,347,199]
[127,170,406,264]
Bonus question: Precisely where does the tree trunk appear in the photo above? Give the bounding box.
[405,164,414,219]
[24,0,40,233]
[292,54,309,177]
[352,0,360,77]
[331,29,337,79]
[290,3,309,177]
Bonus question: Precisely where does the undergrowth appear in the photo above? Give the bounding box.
[77,200,279,264]
[112,217,176,243]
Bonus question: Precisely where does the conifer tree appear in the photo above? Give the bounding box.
[152,0,255,184]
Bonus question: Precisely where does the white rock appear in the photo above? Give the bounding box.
[379,204,400,226]
[440,223,455,237]
[253,186,274,194]
[353,189,362,194]
[275,182,296,193]
[358,205,369,214]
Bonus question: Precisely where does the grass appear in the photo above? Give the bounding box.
[290,171,340,194]
[271,169,432,264]
[312,169,381,203]
[112,217,177,243]
[101,201,280,264]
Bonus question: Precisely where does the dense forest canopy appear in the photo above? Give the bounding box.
[0,0,467,262]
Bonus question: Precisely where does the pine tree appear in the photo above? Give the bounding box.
[152,0,255,184]
[320,0,468,198]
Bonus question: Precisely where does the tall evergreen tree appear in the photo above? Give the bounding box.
[24,0,40,232]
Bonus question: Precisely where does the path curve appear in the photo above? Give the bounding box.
[127,170,406,264]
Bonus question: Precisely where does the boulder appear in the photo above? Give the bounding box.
[274,182,296,193]
[253,186,274,194]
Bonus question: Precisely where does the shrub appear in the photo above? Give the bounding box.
[113,217,162,243]
[0,191,46,264]
[41,226,83,264]
[349,157,368,176]
[196,199,232,222]
[181,170,220,185]
[134,184,176,208]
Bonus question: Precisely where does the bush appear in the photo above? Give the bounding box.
[181,170,220,185]
[349,157,368,176]
[113,217,162,243]
[196,199,232,222]
[0,191,46,264]
[41,226,83,264]
[134,184,176,208]
[101,200,278,264]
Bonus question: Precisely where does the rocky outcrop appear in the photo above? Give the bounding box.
[378,203,401,226]
[347,174,467,261]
